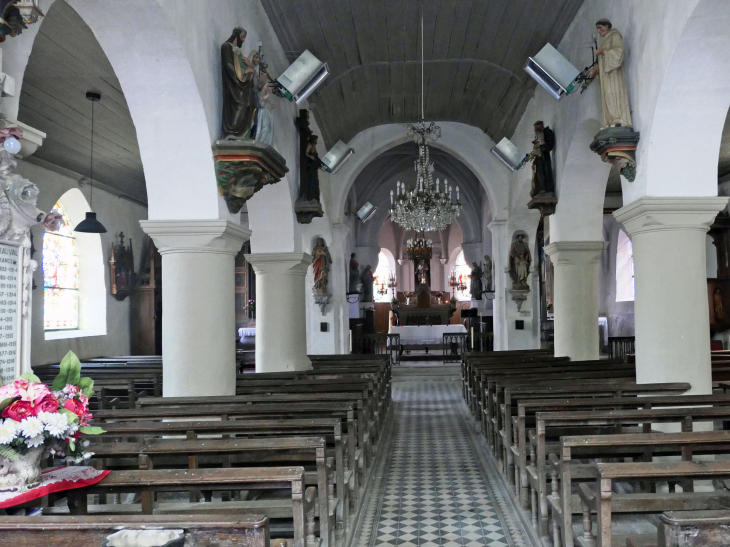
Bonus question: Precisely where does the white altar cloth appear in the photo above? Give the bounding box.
[392,325,467,344]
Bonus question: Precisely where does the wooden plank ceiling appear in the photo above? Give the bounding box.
[261,0,585,147]
[18,0,145,203]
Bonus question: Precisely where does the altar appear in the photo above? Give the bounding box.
[392,324,467,344]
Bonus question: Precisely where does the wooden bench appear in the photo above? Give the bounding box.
[0,514,270,547]
[64,467,315,547]
[652,510,730,547]
[552,430,730,547]
[580,461,730,547]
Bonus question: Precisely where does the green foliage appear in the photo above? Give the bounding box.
[68,439,75,452]
[18,372,41,383]
[79,426,105,435]
[59,408,79,425]
[0,397,17,414]
[52,351,82,391]
[0,444,20,461]
[78,377,94,398]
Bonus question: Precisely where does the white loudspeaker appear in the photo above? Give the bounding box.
[491,137,526,171]
[524,43,580,100]
[321,140,354,174]
[356,202,377,223]
[277,50,329,104]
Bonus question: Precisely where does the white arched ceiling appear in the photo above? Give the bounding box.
[633,0,730,202]
[330,122,509,227]
[5,0,224,221]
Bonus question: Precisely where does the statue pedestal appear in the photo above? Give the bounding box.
[313,292,331,315]
[527,193,558,217]
[294,198,324,224]
[212,140,288,214]
[590,127,640,182]
[509,287,530,312]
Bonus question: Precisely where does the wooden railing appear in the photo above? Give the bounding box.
[353,333,401,365]
[608,336,635,362]
[472,332,495,353]
[443,333,468,362]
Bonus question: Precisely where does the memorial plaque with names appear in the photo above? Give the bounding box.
[0,243,19,385]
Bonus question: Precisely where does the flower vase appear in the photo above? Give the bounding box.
[0,446,44,492]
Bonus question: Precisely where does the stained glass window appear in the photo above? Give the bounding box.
[43,203,79,330]
[453,250,472,302]
[374,252,393,303]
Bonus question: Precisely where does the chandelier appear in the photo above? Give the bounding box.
[388,12,461,232]
[406,234,433,261]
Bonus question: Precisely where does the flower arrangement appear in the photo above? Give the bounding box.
[403,292,414,299]
[0,351,103,464]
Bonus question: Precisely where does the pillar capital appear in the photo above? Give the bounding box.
[245,252,313,275]
[614,197,728,237]
[140,219,250,256]
[544,241,607,264]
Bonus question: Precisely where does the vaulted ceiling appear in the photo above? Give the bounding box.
[261,0,585,147]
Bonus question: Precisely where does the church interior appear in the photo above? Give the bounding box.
[0,1,729,546]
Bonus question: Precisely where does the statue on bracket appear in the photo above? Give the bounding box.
[311,237,331,314]
[470,262,484,300]
[525,121,558,217]
[294,110,324,224]
[586,18,640,182]
[213,27,288,214]
[110,232,134,301]
[0,1,44,43]
[348,253,360,294]
[360,265,374,303]
[484,255,493,292]
[509,234,532,290]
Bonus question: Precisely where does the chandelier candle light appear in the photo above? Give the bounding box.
[389,11,461,232]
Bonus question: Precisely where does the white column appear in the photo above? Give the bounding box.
[615,198,727,394]
[140,220,250,397]
[331,224,350,353]
[246,252,313,372]
[488,220,508,350]
[544,241,606,361]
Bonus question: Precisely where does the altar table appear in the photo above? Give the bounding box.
[392,325,467,344]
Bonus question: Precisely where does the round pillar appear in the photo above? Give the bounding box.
[141,220,250,397]
[544,241,606,361]
[615,198,728,394]
[245,252,313,372]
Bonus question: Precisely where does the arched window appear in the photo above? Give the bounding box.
[374,251,393,303]
[616,230,635,302]
[43,202,79,330]
[453,250,472,302]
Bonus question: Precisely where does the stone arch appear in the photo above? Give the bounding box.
[329,122,509,225]
[8,0,221,220]
[550,118,612,242]
[636,0,730,201]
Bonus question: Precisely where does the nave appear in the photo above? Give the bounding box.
[353,372,531,547]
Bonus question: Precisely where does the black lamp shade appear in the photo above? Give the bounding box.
[74,212,107,233]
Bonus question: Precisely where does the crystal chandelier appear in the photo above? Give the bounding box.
[406,234,433,262]
[388,13,461,233]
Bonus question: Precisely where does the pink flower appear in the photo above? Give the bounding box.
[64,398,85,418]
[0,384,20,401]
[13,379,29,390]
[3,401,33,421]
[15,381,50,404]
[34,394,58,414]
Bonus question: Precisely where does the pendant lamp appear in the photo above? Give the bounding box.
[74,91,107,233]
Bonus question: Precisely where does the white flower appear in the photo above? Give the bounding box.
[0,419,18,444]
[43,413,68,438]
[82,440,90,447]
[37,411,55,425]
[25,434,44,448]
[20,417,44,439]
[66,423,78,436]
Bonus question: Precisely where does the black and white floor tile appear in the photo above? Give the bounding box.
[354,380,532,547]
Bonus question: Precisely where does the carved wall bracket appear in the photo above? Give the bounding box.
[509,288,530,312]
[527,194,558,217]
[313,293,331,315]
[212,140,288,214]
[590,126,640,182]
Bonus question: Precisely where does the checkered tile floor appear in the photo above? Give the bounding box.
[353,380,532,547]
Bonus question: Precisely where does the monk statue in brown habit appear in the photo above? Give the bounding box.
[220,27,257,140]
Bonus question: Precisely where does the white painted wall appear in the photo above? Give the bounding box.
[598,216,635,337]
[22,159,147,365]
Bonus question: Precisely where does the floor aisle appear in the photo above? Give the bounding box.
[353,379,534,547]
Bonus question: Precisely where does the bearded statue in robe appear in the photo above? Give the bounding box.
[590,19,633,129]
[220,27,257,140]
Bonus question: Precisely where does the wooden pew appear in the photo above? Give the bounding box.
[0,514,270,547]
[552,430,730,547]
[64,467,314,547]
[531,404,730,538]
[580,461,730,547]
[654,510,730,547]
[86,437,335,547]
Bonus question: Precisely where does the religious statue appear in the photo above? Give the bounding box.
[110,232,134,301]
[220,27,257,140]
[587,19,641,182]
[361,265,374,303]
[509,234,532,289]
[589,19,632,129]
[248,50,275,146]
[484,255,493,292]
[311,238,332,295]
[349,253,360,293]
[294,110,324,223]
[529,121,555,197]
[715,287,725,322]
[470,262,484,300]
